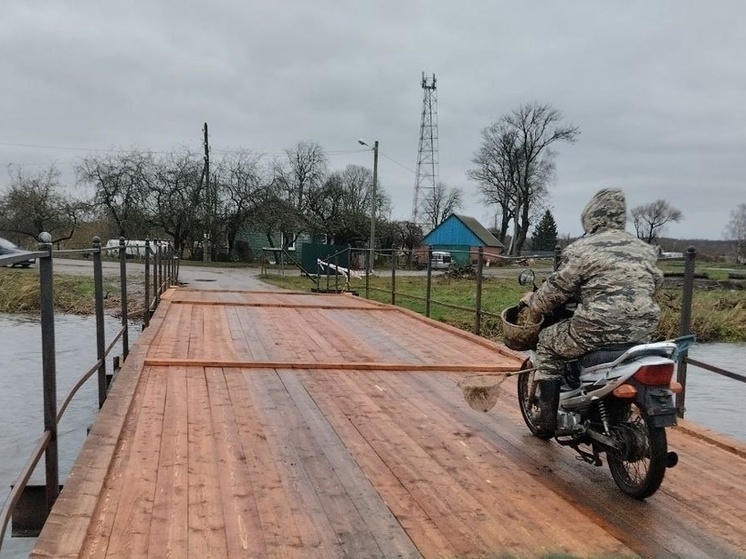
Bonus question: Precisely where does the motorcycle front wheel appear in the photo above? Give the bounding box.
[516,362,553,440]
[606,403,668,500]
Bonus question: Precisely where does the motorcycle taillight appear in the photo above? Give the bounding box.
[634,363,675,385]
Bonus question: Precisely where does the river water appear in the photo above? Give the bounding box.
[0,314,137,558]
[0,314,744,557]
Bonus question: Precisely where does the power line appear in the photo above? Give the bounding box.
[0,140,372,158]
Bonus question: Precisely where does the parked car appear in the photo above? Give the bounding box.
[0,237,35,267]
[416,250,454,270]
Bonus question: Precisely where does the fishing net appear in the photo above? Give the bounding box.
[457,374,510,412]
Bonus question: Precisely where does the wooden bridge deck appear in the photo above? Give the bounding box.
[32,288,746,558]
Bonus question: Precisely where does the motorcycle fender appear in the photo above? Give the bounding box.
[638,386,677,426]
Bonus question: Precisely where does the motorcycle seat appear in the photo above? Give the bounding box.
[579,343,638,368]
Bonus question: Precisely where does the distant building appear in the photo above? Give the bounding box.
[420,214,505,267]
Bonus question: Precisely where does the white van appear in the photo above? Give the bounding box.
[418,250,453,270]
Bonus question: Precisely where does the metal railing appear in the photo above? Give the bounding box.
[674,246,746,418]
[0,235,178,553]
[317,245,560,335]
[316,244,745,420]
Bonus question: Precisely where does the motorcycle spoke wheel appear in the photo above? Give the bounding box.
[607,404,668,500]
[517,364,553,439]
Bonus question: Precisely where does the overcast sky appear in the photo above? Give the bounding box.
[2,1,744,241]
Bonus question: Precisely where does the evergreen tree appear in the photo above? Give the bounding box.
[531,210,558,251]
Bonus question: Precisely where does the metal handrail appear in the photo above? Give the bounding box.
[0,234,179,554]
[0,432,51,547]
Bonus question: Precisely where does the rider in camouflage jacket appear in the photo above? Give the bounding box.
[525,188,664,380]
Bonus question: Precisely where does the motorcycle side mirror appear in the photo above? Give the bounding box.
[518,268,536,287]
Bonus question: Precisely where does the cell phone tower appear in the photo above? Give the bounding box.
[411,72,439,231]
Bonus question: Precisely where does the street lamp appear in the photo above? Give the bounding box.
[358,138,378,273]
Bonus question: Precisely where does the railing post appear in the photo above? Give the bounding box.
[676,245,696,418]
[118,237,129,360]
[174,245,180,286]
[425,246,433,318]
[153,240,159,305]
[365,251,370,299]
[475,246,484,335]
[391,250,397,305]
[38,232,59,514]
[157,240,163,300]
[334,251,339,292]
[92,237,107,408]
[144,238,151,328]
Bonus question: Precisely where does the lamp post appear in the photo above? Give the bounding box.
[358,139,378,273]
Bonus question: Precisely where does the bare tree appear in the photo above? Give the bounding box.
[0,165,85,244]
[270,140,328,248]
[149,151,205,257]
[77,151,153,238]
[631,200,683,244]
[724,203,746,262]
[422,181,463,231]
[468,102,579,255]
[213,150,268,259]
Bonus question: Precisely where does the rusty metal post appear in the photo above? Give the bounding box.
[118,237,129,360]
[425,246,433,318]
[144,239,151,328]
[475,246,484,335]
[92,237,107,408]
[391,250,397,305]
[38,232,59,514]
[676,245,696,418]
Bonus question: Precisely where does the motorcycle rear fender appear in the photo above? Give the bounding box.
[635,383,677,427]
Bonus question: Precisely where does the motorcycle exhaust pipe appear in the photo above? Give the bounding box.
[666,451,679,468]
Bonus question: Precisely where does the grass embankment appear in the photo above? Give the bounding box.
[0,268,126,314]
[3,264,745,343]
[262,273,746,344]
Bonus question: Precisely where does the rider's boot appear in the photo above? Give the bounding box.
[536,376,562,432]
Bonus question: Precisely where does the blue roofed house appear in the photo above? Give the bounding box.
[420,214,505,267]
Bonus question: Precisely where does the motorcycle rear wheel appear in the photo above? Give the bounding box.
[517,363,553,440]
[607,404,667,500]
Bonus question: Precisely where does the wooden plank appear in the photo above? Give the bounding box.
[146,366,189,559]
[222,370,308,558]
[185,366,229,558]
[102,366,167,558]
[277,369,423,558]
[242,369,341,558]
[204,367,269,558]
[142,358,519,372]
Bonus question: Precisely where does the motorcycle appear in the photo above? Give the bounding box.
[512,269,694,499]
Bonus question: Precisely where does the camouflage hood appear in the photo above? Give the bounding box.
[581,188,627,234]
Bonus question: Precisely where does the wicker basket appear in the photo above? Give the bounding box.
[500,304,543,351]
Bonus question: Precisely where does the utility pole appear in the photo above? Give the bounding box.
[358,139,379,273]
[203,122,211,263]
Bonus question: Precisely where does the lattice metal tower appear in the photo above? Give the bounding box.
[411,72,439,230]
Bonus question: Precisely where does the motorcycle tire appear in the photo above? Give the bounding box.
[607,404,668,500]
[516,363,553,440]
